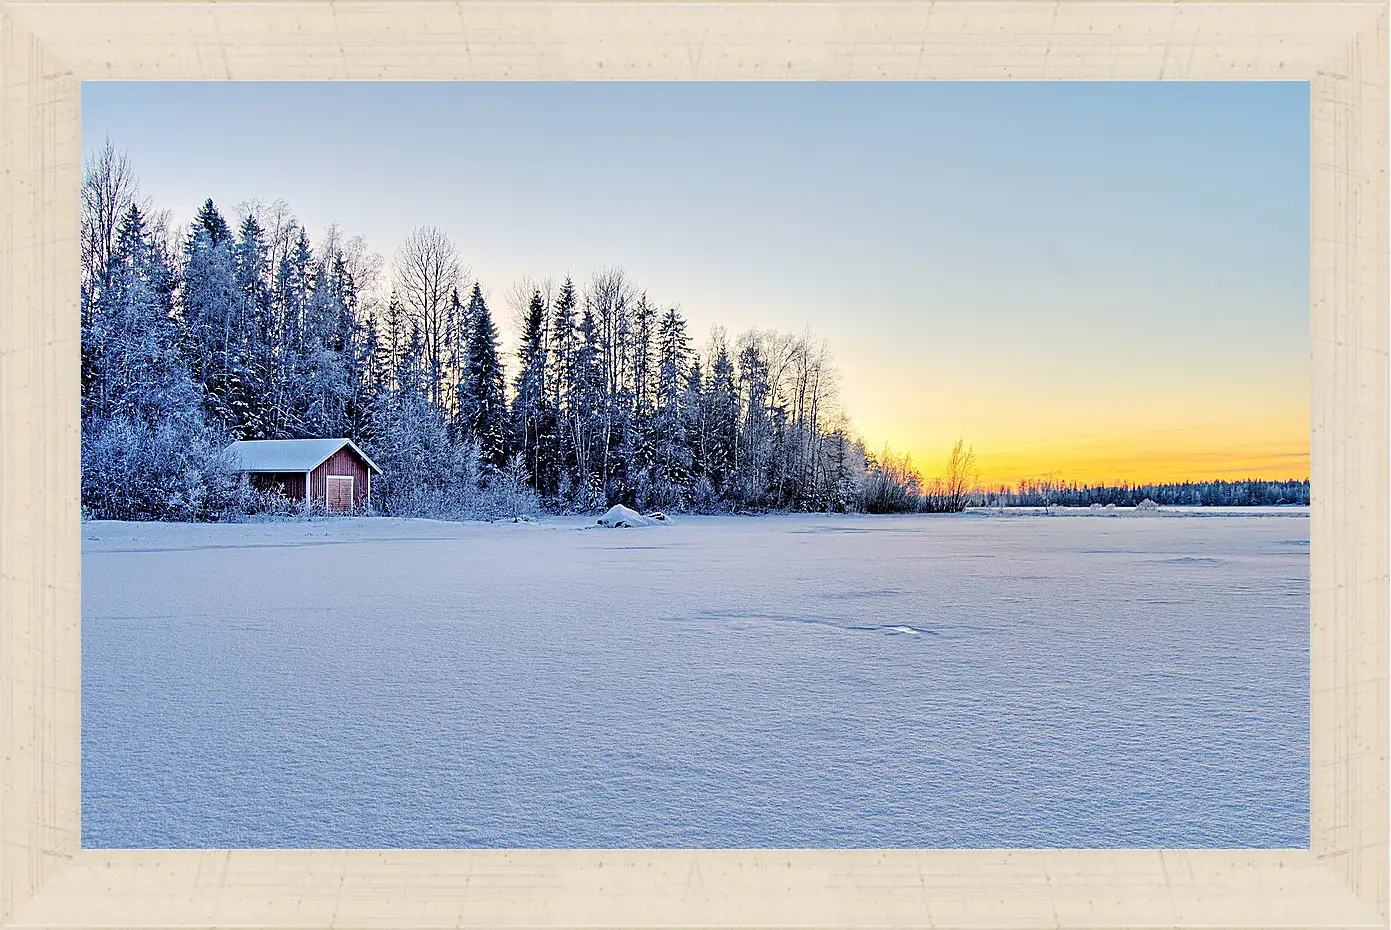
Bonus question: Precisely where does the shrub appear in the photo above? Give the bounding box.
[82,415,237,522]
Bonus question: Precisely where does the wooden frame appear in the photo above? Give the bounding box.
[326,475,355,514]
[0,1,1385,927]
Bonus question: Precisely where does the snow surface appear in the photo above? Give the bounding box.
[82,509,1309,849]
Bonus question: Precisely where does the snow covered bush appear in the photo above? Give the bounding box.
[473,455,543,522]
[82,417,238,522]
[555,472,607,515]
[218,482,302,521]
[683,475,723,514]
[1135,498,1159,512]
[364,409,541,523]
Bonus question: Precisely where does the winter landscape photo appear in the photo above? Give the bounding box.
[80,81,1311,849]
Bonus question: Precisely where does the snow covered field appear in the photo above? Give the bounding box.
[82,508,1309,849]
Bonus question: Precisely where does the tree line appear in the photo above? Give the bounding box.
[980,477,1311,508]
[80,142,888,521]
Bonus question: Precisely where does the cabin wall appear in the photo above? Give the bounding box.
[309,447,371,512]
[249,472,306,501]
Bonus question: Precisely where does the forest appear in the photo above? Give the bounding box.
[79,142,1308,522]
[80,142,881,521]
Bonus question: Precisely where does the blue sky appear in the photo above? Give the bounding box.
[82,81,1310,483]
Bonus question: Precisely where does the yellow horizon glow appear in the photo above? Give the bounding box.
[883,419,1310,489]
[841,358,1309,490]
[905,435,1310,489]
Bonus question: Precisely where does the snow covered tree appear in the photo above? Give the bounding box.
[511,287,557,494]
[193,197,232,246]
[382,289,407,390]
[548,277,580,492]
[298,253,358,437]
[228,213,274,436]
[81,203,232,521]
[704,336,740,496]
[733,341,773,507]
[265,225,315,436]
[455,283,508,468]
[181,201,241,430]
[649,307,693,508]
[563,305,606,507]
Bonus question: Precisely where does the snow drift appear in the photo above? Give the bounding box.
[596,505,672,528]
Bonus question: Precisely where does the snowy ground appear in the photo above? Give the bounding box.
[82,508,1309,849]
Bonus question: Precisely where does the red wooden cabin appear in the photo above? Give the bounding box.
[225,438,382,514]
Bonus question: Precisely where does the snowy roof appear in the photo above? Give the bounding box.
[225,438,382,475]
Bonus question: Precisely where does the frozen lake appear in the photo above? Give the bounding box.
[82,509,1309,849]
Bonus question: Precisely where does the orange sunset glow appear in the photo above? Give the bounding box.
[842,354,1310,489]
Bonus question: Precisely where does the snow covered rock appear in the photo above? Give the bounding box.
[597,504,655,528]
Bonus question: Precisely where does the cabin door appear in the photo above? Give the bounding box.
[326,475,355,514]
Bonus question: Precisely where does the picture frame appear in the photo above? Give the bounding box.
[1,1,1385,927]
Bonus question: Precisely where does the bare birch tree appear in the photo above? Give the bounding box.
[81,139,143,289]
[394,225,463,407]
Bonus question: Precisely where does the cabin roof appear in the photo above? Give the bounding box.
[225,438,382,475]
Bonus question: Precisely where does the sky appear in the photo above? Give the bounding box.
[82,81,1310,487]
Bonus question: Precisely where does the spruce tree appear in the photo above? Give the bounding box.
[182,204,239,430]
[511,287,556,494]
[383,290,407,391]
[269,226,313,436]
[567,305,605,503]
[193,197,232,247]
[231,214,273,436]
[706,341,740,494]
[651,307,692,507]
[548,276,579,486]
[456,282,508,468]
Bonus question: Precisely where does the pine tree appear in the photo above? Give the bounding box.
[181,201,239,430]
[193,197,232,247]
[358,308,385,436]
[268,226,314,436]
[456,283,508,468]
[706,339,740,494]
[299,252,356,436]
[627,296,658,495]
[566,305,606,505]
[231,214,273,436]
[445,286,468,419]
[650,307,693,507]
[548,276,579,488]
[684,355,707,480]
[735,342,772,506]
[383,290,407,391]
[511,287,557,494]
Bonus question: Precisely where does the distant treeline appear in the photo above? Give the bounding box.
[979,478,1310,508]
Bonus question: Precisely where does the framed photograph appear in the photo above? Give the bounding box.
[1,2,1385,928]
